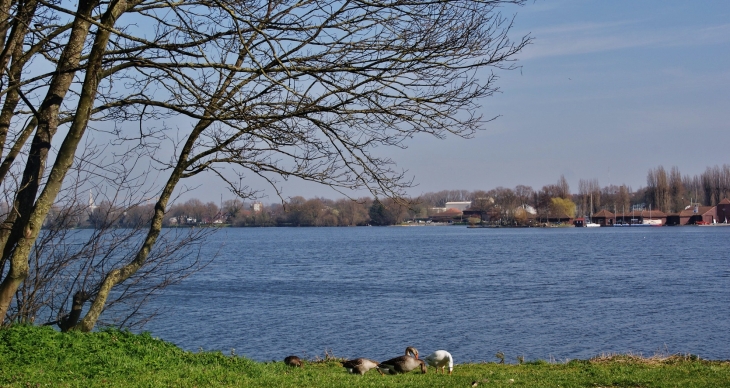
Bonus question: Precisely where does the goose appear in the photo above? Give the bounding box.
[377,347,426,375]
[377,355,427,375]
[284,355,303,368]
[405,346,419,359]
[425,350,453,374]
[341,358,383,375]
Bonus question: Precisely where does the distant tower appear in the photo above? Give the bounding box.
[88,190,98,212]
[251,201,263,213]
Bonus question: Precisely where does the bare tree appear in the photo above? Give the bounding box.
[469,191,496,225]
[333,197,371,226]
[513,185,534,206]
[0,0,530,328]
[221,199,245,223]
[700,165,726,206]
[669,166,684,212]
[5,147,210,330]
[535,186,552,223]
[577,179,600,216]
[682,174,702,205]
[489,186,516,223]
[601,184,617,212]
[556,175,570,199]
[421,190,472,208]
[578,179,588,217]
[617,185,631,215]
[646,166,670,212]
[722,165,730,201]
[0,0,149,323]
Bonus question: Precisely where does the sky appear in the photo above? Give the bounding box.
[179,0,730,204]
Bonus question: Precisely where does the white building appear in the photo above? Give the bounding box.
[88,190,98,212]
[251,201,263,212]
[516,204,537,215]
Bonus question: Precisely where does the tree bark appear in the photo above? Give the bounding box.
[0,0,97,253]
[58,291,91,332]
[0,0,101,320]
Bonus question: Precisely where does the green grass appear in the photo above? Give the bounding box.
[2,325,729,387]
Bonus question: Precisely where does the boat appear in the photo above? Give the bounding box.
[641,219,662,226]
[619,204,663,226]
[584,217,600,227]
[584,193,600,227]
[629,221,655,226]
[640,205,662,226]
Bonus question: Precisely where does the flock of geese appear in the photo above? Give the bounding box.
[284,347,454,376]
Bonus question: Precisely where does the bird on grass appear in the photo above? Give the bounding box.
[284,355,303,368]
[404,346,419,359]
[341,358,383,375]
[377,347,426,375]
[496,351,505,364]
[425,350,454,374]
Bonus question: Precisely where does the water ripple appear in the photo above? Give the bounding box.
[142,226,730,363]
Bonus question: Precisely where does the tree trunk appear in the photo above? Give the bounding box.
[59,291,91,332]
[0,0,97,255]
[0,0,123,322]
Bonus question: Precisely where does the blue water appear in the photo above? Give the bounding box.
[142,226,730,363]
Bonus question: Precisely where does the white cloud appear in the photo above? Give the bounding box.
[697,23,730,45]
[518,20,730,60]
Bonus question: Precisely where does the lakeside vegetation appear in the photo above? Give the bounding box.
[36,163,730,228]
[2,326,729,388]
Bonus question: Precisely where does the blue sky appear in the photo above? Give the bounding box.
[183,0,730,203]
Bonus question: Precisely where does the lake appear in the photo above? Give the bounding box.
[142,226,730,363]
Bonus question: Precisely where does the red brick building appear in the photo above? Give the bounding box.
[717,198,730,224]
[591,209,615,226]
[665,206,717,225]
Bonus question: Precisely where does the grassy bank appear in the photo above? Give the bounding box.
[2,326,728,387]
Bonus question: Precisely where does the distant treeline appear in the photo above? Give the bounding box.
[32,164,730,228]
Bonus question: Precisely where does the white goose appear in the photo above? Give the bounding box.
[425,350,454,374]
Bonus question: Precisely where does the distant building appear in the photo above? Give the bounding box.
[516,204,536,215]
[665,206,716,226]
[85,190,99,223]
[591,209,615,226]
[717,198,730,224]
[430,208,463,223]
[444,201,472,211]
[88,190,98,212]
[251,202,263,212]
